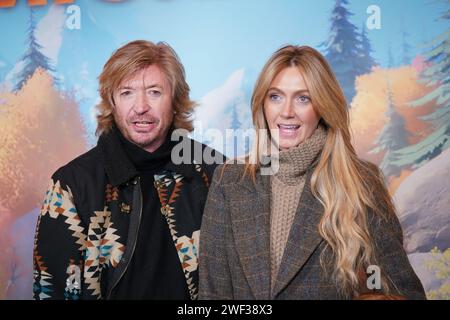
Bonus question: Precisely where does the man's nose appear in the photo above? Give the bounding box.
[133,91,150,114]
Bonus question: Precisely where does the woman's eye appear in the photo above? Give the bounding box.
[298,95,311,103]
[269,94,281,102]
[120,90,131,96]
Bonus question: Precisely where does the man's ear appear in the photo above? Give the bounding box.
[111,96,116,110]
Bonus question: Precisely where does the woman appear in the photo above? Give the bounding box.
[198,45,426,300]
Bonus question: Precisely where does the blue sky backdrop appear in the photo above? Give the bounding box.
[0,1,448,300]
[0,0,448,144]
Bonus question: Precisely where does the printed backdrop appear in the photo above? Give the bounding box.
[0,0,448,299]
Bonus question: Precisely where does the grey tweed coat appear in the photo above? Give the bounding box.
[198,163,426,300]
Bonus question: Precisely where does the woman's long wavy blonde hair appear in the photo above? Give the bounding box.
[95,40,196,136]
[245,45,396,297]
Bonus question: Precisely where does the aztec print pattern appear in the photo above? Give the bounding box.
[64,260,82,300]
[83,206,126,298]
[194,162,210,187]
[34,180,126,299]
[34,179,86,299]
[81,184,125,298]
[40,180,86,250]
[154,171,200,300]
[33,255,53,300]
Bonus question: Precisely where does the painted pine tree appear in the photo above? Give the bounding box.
[14,8,56,91]
[392,2,449,168]
[230,102,241,159]
[357,23,377,74]
[387,43,396,68]
[401,29,413,65]
[371,79,409,177]
[322,0,366,105]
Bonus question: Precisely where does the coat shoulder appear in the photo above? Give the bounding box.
[357,160,387,195]
[188,138,226,179]
[51,146,102,183]
[211,163,247,186]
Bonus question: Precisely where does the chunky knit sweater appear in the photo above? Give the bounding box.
[270,125,327,291]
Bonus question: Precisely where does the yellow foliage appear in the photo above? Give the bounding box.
[350,66,436,167]
[0,69,88,297]
[425,247,450,300]
[0,68,87,218]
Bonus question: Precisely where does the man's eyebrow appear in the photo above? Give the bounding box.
[118,84,163,90]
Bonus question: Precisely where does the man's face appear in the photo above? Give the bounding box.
[113,65,174,152]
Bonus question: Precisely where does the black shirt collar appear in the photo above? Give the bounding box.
[116,127,174,173]
[98,126,198,186]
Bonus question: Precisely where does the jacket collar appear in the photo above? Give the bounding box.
[270,166,324,298]
[97,127,139,187]
[97,126,199,187]
[231,163,324,299]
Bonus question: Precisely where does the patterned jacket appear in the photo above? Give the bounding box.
[33,129,221,300]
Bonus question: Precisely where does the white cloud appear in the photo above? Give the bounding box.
[35,5,66,66]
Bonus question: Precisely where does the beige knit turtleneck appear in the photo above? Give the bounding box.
[270,125,327,291]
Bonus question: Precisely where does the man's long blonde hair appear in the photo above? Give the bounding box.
[95,40,196,136]
[245,45,395,297]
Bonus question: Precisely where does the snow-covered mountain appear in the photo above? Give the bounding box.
[394,148,450,254]
[192,68,253,158]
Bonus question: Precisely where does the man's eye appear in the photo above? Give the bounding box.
[149,90,161,97]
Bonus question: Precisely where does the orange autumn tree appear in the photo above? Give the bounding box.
[350,66,436,192]
[0,68,87,216]
[0,69,88,298]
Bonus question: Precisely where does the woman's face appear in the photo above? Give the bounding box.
[263,66,321,150]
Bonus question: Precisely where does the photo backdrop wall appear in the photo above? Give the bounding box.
[0,0,448,299]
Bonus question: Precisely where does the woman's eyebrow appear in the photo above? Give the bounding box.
[267,87,310,94]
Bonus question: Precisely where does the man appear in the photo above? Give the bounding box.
[33,40,223,300]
